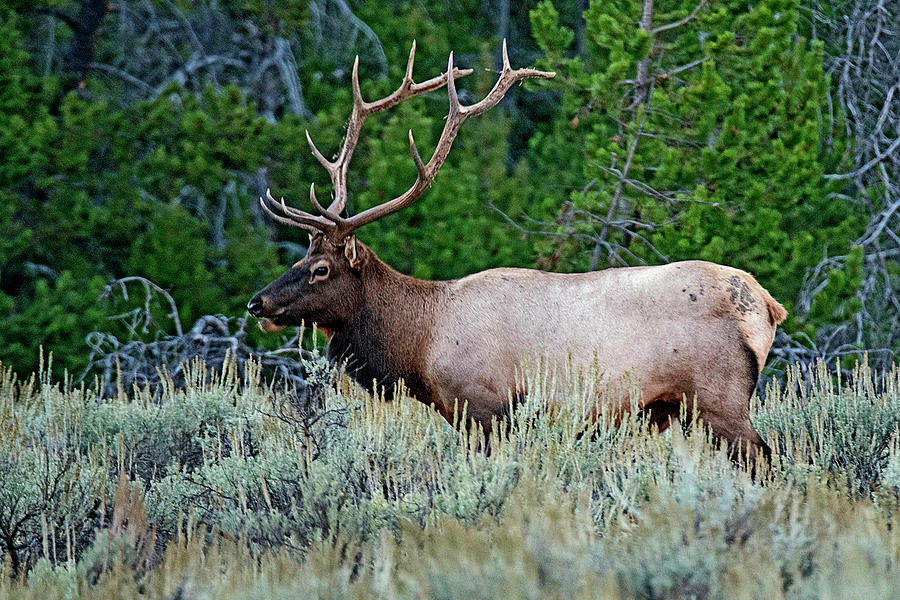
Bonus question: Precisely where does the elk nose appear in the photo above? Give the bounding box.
[247,295,264,316]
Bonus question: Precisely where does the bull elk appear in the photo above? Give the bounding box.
[248,41,787,460]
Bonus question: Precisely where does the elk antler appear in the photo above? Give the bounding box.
[261,40,555,242]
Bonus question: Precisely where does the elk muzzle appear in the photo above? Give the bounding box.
[247,295,264,316]
[247,294,287,333]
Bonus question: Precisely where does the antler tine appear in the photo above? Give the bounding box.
[408,129,426,179]
[305,130,332,171]
[351,55,366,112]
[269,188,311,221]
[402,40,416,91]
[261,188,337,235]
[308,183,346,223]
[259,195,297,228]
[501,38,511,73]
[446,52,461,118]
[306,127,350,218]
[260,191,316,232]
[459,40,555,119]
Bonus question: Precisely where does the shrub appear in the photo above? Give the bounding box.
[0,357,899,597]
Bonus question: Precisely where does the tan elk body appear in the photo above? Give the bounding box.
[249,42,786,458]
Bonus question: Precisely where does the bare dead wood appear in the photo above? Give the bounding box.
[88,61,153,92]
[788,0,900,374]
[591,107,650,270]
[632,0,656,108]
[34,7,80,31]
[651,0,707,35]
[824,135,900,180]
[82,277,317,397]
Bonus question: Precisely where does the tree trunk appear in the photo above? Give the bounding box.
[62,0,109,90]
[633,0,655,107]
[2,531,20,578]
[575,0,587,58]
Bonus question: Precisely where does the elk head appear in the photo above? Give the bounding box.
[247,232,366,333]
[247,41,554,332]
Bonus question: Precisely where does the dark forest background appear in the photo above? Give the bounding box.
[0,0,897,380]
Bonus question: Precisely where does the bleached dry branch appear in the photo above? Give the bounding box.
[788,0,900,373]
[82,276,316,397]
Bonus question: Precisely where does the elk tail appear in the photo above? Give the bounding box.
[762,291,787,326]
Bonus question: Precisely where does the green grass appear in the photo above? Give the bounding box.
[1,354,900,599]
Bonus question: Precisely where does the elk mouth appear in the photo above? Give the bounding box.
[255,308,289,333]
[258,317,286,333]
[248,297,288,333]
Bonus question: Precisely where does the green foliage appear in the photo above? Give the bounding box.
[125,204,218,320]
[531,1,574,58]
[1,358,900,595]
[0,273,107,375]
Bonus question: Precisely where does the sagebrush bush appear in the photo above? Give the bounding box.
[1,357,900,598]
[755,359,900,493]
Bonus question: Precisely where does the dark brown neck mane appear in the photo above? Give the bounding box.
[327,249,446,402]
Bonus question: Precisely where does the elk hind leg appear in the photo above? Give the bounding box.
[695,371,771,469]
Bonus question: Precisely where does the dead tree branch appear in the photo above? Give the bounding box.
[651,0,707,35]
[83,276,317,397]
[788,0,900,373]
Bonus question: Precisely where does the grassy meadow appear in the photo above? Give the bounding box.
[1,354,900,599]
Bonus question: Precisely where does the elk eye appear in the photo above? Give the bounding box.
[313,266,329,278]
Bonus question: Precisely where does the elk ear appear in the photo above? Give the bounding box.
[344,236,364,270]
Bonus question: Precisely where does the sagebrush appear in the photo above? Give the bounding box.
[0,356,899,598]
